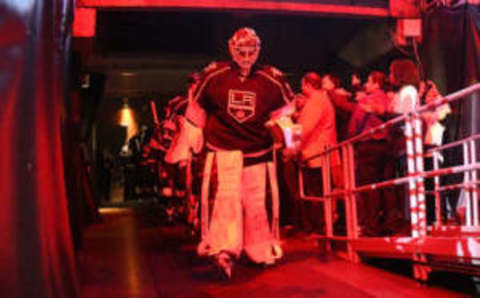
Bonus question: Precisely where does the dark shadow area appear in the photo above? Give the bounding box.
[364,258,479,296]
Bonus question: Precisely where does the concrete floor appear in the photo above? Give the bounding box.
[78,203,474,298]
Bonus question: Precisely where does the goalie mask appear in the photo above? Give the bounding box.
[229,27,261,72]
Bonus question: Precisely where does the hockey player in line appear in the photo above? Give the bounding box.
[186,27,294,278]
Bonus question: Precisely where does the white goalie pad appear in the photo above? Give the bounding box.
[164,116,204,164]
[197,151,282,264]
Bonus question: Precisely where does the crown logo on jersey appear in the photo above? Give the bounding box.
[227,89,256,123]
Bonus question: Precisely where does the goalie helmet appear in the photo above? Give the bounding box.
[228,27,261,71]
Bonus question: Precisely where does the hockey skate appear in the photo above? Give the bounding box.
[214,251,234,279]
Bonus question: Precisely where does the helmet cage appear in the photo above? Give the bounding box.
[228,28,261,70]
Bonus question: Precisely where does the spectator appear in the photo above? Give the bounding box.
[322,74,357,141]
[348,71,399,236]
[388,58,451,225]
[296,72,340,234]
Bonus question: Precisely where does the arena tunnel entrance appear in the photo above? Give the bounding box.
[72,6,480,296]
[77,9,404,207]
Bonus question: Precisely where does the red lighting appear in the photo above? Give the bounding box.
[390,0,420,18]
[77,0,389,17]
[401,19,422,38]
[73,8,96,38]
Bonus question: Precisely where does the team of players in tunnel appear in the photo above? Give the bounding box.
[97,27,452,278]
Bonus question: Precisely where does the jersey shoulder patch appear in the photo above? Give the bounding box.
[202,61,230,74]
[193,62,231,102]
[259,65,285,78]
[257,65,294,103]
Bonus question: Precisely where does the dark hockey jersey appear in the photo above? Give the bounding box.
[193,61,293,156]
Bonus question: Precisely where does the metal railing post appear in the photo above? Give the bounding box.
[463,142,473,226]
[405,115,419,238]
[413,112,431,281]
[470,140,479,226]
[413,113,427,237]
[324,150,334,245]
[341,145,354,261]
[433,151,442,226]
[347,143,359,263]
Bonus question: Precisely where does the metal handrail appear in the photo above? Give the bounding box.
[425,133,480,156]
[303,83,480,164]
[296,83,480,280]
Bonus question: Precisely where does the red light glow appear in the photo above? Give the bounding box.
[77,0,389,17]
[73,8,96,37]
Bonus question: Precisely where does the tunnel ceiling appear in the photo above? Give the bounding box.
[81,9,399,99]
